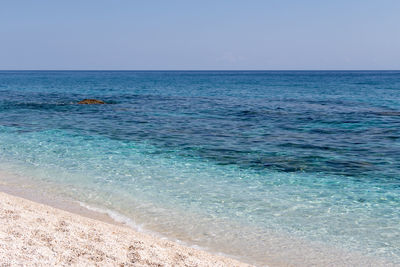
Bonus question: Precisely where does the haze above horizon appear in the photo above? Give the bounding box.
[1,0,399,70]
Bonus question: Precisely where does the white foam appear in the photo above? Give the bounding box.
[77,201,144,232]
[76,201,247,264]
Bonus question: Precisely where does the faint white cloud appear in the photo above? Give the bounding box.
[216,52,247,65]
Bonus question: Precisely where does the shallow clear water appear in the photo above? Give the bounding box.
[0,71,399,265]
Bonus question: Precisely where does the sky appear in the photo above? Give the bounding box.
[0,0,399,70]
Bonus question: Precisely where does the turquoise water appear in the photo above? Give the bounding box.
[0,71,399,265]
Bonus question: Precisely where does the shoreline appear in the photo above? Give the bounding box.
[0,169,260,265]
[0,190,252,266]
[0,180,121,227]
[1,169,398,266]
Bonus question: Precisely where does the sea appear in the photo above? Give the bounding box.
[0,71,399,266]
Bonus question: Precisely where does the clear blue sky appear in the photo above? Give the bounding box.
[1,0,399,70]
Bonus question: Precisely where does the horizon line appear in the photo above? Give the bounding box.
[0,69,399,72]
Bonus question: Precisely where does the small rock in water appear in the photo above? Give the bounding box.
[78,99,106,104]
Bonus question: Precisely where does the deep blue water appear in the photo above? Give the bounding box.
[0,71,399,265]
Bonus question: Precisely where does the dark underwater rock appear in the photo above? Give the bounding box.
[78,99,106,104]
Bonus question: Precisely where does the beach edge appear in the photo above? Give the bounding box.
[0,191,253,266]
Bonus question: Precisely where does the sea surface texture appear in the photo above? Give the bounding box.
[0,71,399,265]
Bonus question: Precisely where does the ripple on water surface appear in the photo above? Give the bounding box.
[0,71,399,265]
